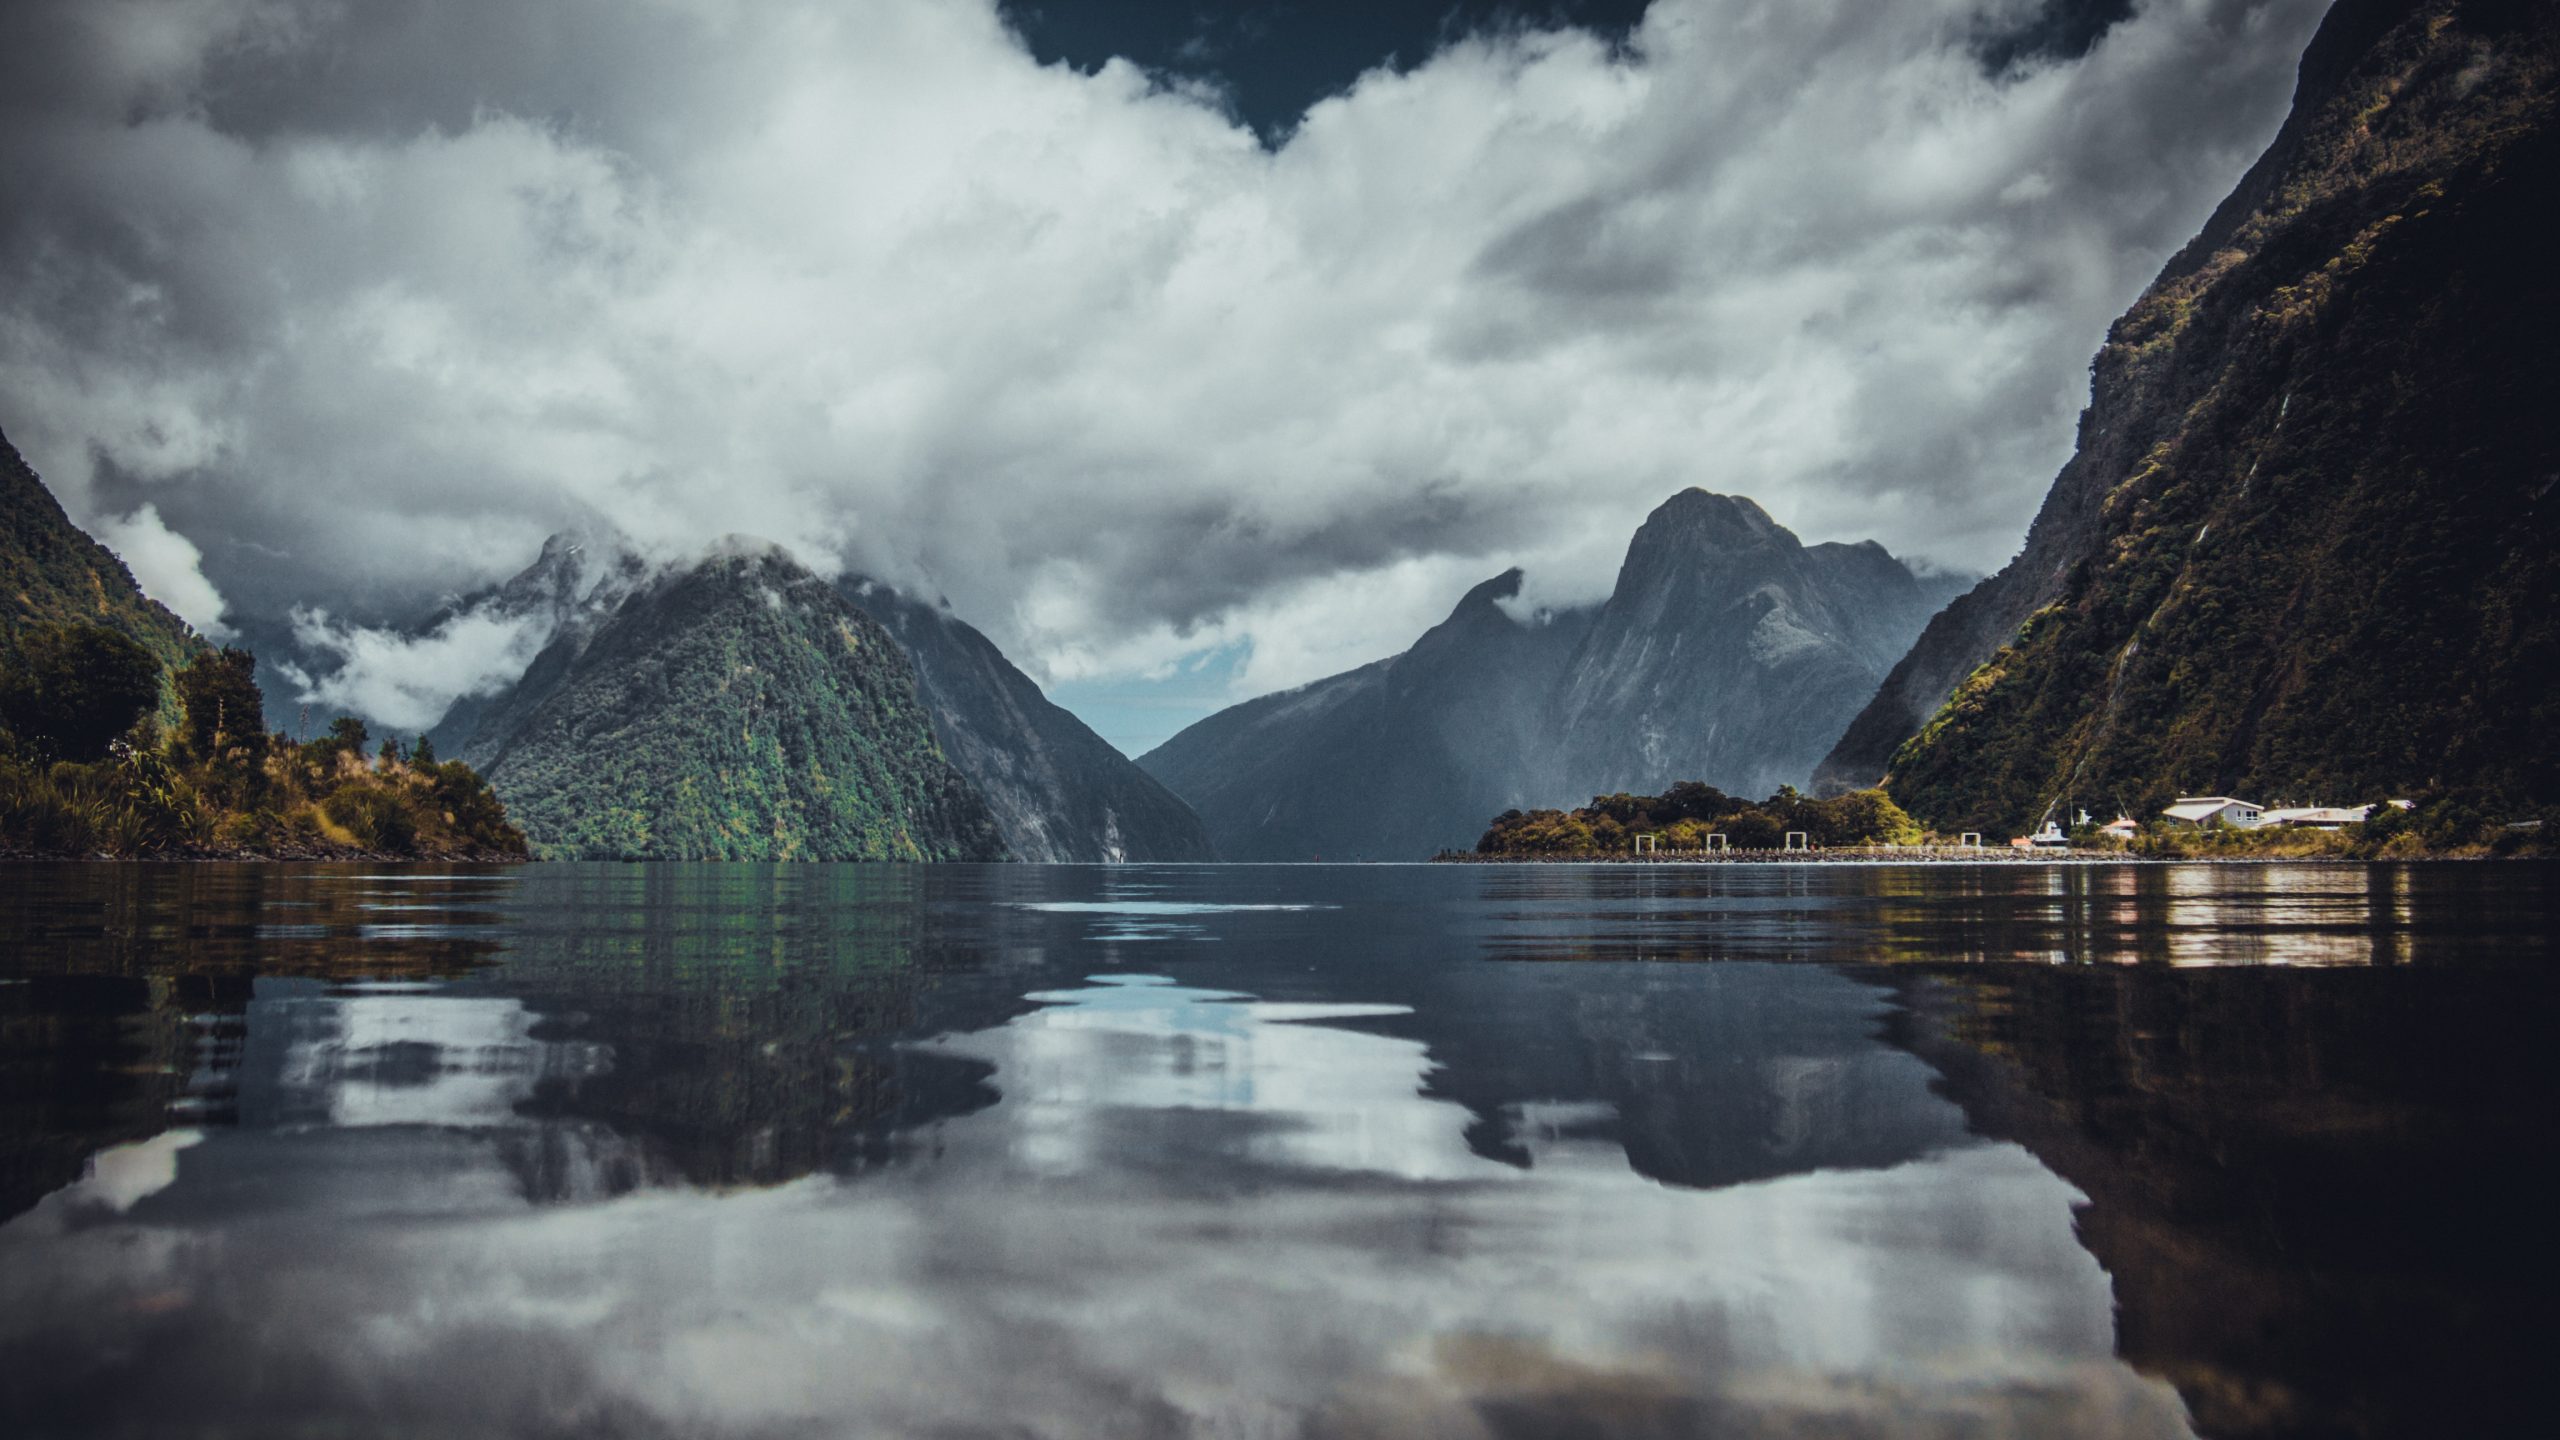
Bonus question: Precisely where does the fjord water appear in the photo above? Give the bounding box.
[2,864,2551,1439]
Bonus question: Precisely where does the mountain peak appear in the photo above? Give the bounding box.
[1409,568,1545,662]
[454,547,1003,862]
[1450,567,1528,614]
[1635,490,1792,555]
[699,534,796,567]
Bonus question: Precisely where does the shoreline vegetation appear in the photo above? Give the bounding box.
[1,623,527,863]
[1440,783,2552,864]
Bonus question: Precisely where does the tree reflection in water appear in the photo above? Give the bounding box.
[1889,958,2555,1440]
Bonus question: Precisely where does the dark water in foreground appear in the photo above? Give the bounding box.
[1,862,2552,1440]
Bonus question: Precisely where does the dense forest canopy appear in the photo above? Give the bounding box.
[454,550,1007,864]
[1,624,524,859]
[1474,783,1925,855]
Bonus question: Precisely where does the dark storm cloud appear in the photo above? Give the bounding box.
[190,2,690,144]
[0,0,2328,722]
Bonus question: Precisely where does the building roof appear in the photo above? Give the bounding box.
[2261,805,2371,825]
[2162,797,2260,822]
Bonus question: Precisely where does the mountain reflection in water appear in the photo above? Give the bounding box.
[0,861,2550,1439]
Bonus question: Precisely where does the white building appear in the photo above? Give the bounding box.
[2259,805,2373,829]
[2161,796,2264,829]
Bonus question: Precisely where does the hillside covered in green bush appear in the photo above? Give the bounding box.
[460,544,1006,863]
[1472,782,1924,856]
[1,426,524,860]
[3,427,204,703]
[2,627,525,860]
[1881,0,2560,839]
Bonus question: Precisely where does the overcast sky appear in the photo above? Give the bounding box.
[0,0,2327,752]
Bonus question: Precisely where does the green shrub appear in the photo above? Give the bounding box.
[1,644,525,859]
[323,782,418,854]
[1473,784,1921,855]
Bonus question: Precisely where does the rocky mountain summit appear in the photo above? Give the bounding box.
[1138,567,1596,864]
[1551,491,1963,804]
[1141,490,1961,861]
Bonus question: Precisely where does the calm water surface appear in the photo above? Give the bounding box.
[1,862,2552,1439]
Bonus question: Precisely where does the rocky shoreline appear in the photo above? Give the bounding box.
[0,843,531,864]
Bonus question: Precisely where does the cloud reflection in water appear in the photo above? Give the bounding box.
[0,965,2192,1438]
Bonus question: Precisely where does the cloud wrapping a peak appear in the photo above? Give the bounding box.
[91,502,230,639]
[281,603,551,736]
[0,0,2328,710]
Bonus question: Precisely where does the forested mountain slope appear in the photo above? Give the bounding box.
[841,579,1216,863]
[1863,0,2559,836]
[459,542,1004,862]
[2,427,203,676]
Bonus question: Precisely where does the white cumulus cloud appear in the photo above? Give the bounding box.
[89,502,230,638]
[284,603,552,736]
[0,0,2330,712]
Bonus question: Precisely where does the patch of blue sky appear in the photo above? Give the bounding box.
[1045,639,1253,759]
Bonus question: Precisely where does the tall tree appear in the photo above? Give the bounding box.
[0,622,162,761]
[175,647,266,760]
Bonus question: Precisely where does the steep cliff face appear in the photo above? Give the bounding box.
[0,426,204,674]
[1553,491,1961,804]
[1815,0,2434,798]
[1862,0,2560,835]
[460,544,1004,862]
[840,579,1217,863]
[1142,493,1955,861]
[1139,570,1594,862]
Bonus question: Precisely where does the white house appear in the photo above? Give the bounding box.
[2260,805,2372,829]
[2100,816,2141,841]
[2161,796,2263,829]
